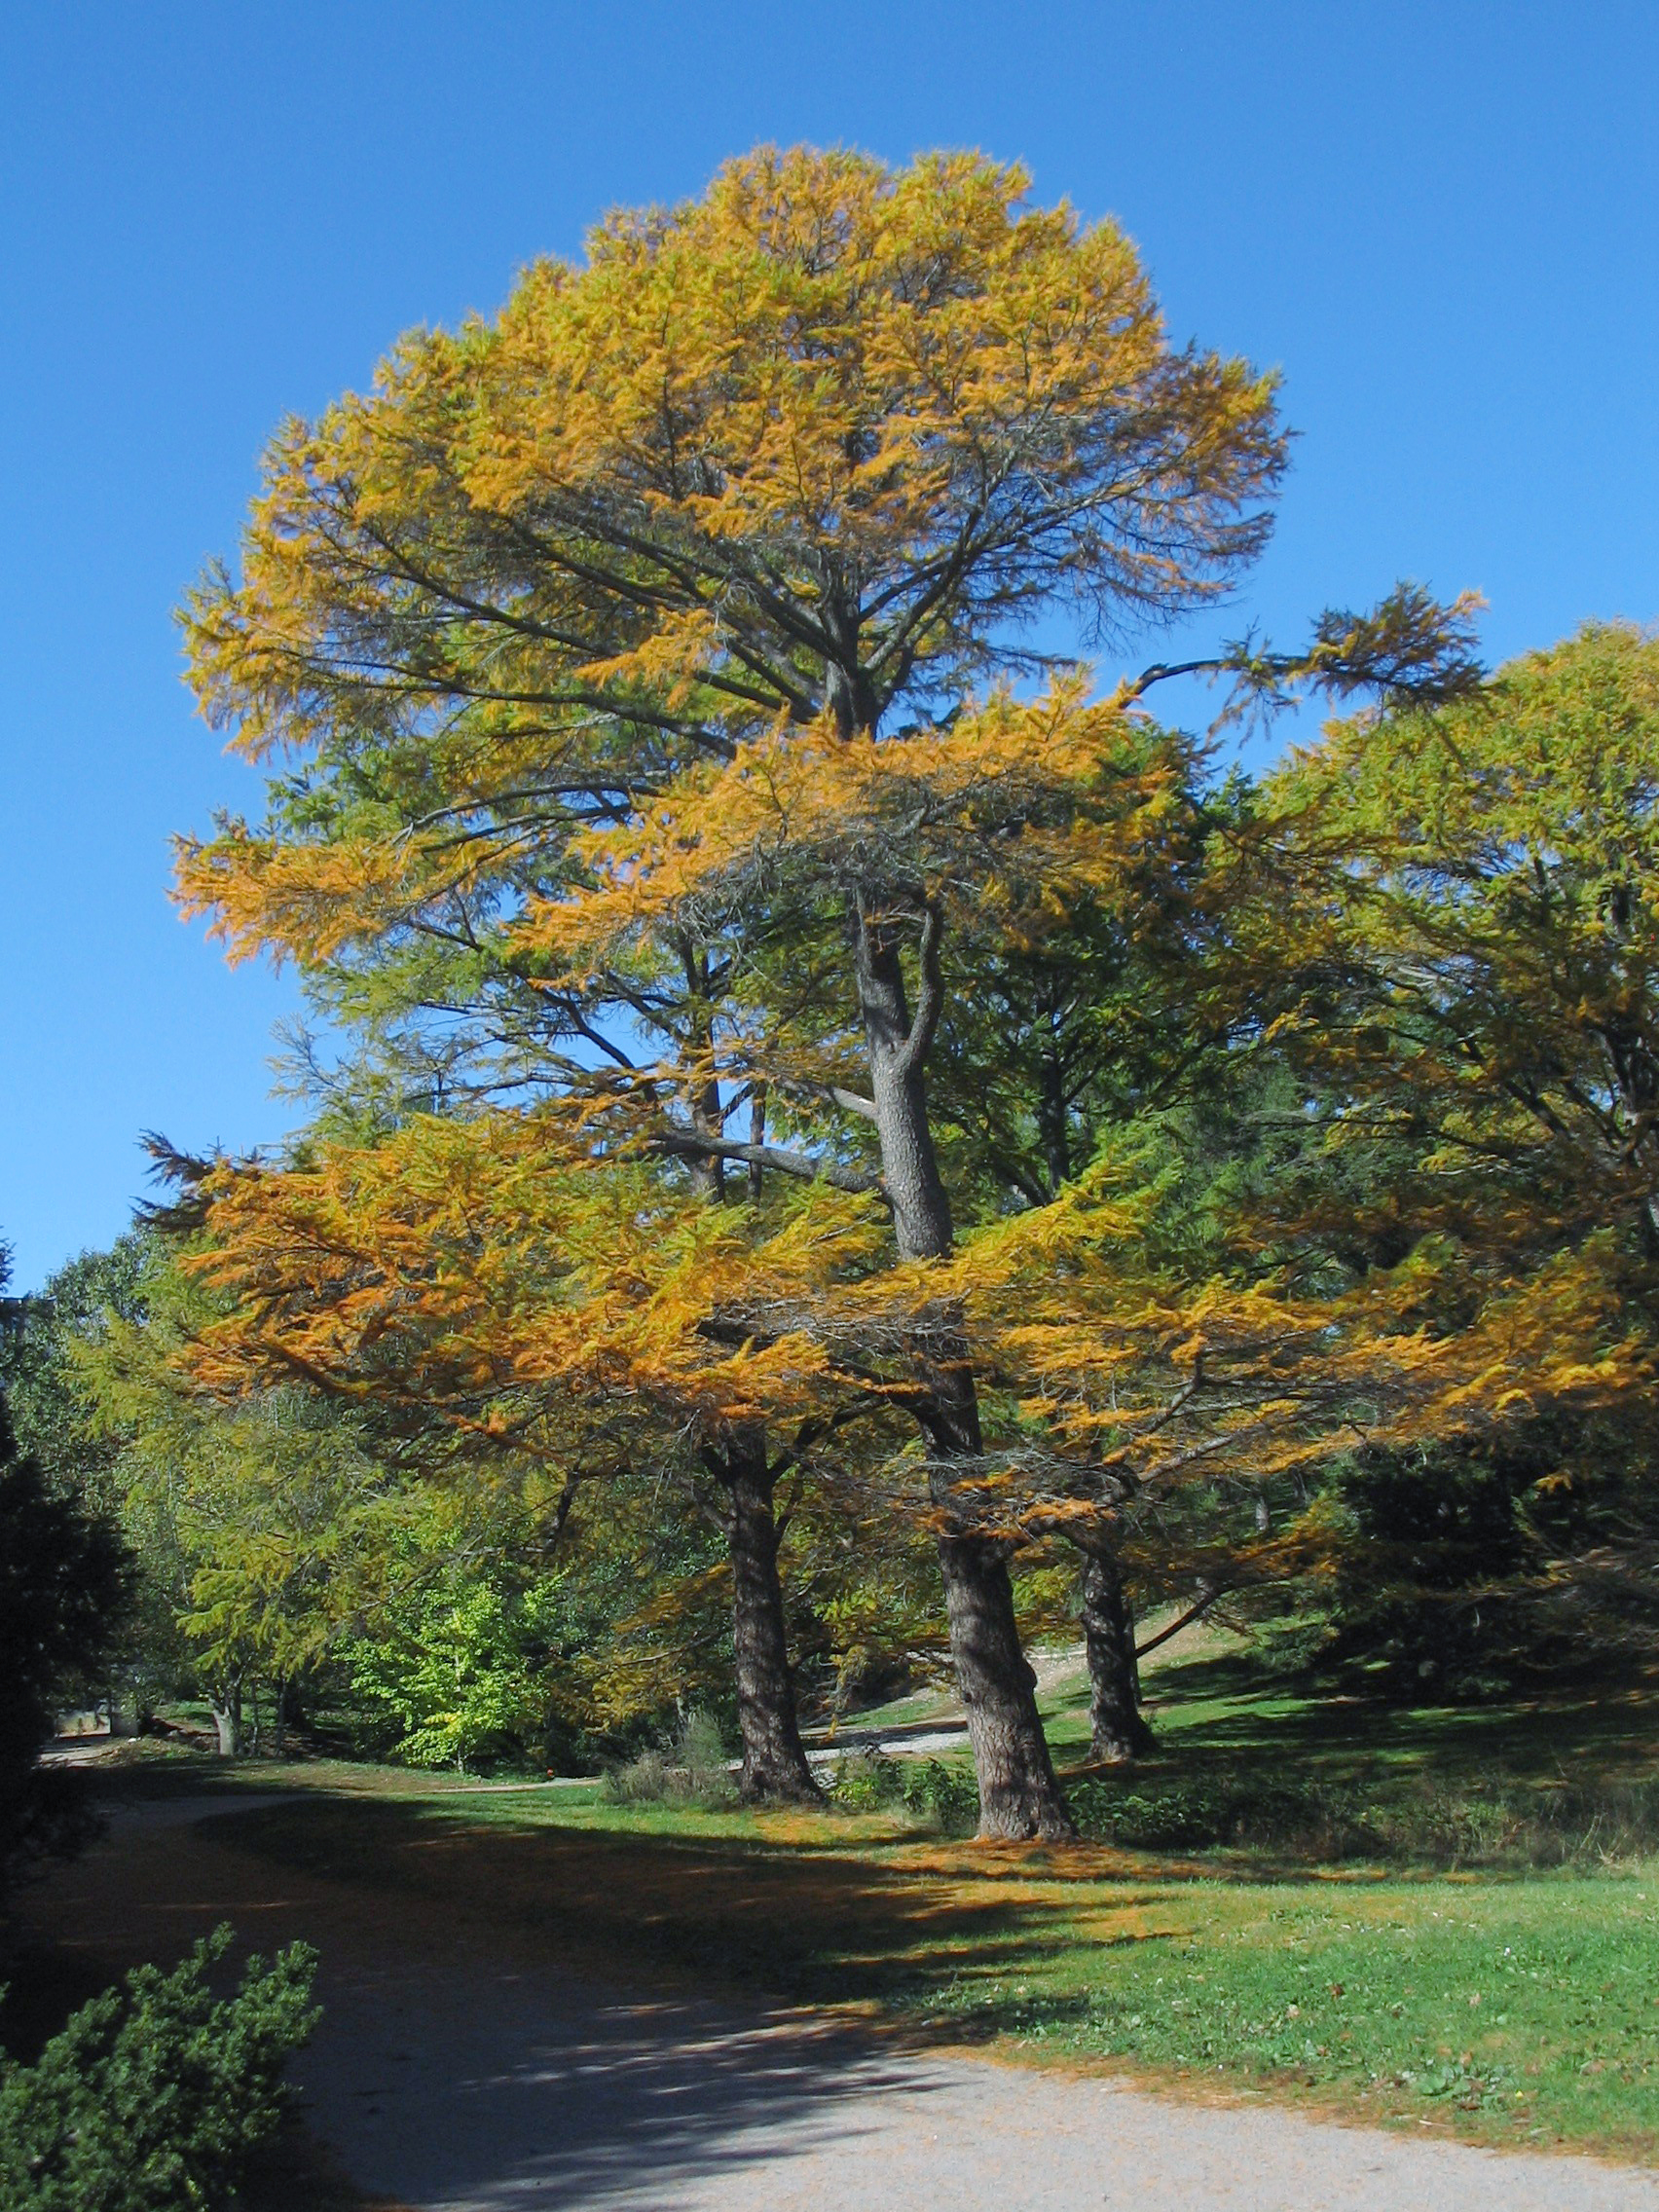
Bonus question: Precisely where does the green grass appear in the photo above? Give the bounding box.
[925,1877,1659,2152]
[176,1643,1659,2163]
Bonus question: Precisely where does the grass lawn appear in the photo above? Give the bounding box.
[170,1636,1659,2165]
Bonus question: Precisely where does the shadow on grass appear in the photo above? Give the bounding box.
[223,1793,1203,2019]
[1141,1650,1659,1785]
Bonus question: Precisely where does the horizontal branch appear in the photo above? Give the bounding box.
[830,1086,879,1122]
[651,1128,889,1202]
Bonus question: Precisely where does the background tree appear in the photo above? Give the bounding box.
[1024,620,1658,1714]
[0,1246,130,1894]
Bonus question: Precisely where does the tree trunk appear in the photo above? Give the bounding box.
[938,1530,1074,1837]
[1037,1032,1071,1199]
[670,951,817,1798]
[923,1356,1075,1840]
[1078,1541,1155,1763]
[851,896,1073,1834]
[712,1435,823,1804]
[209,1674,244,1758]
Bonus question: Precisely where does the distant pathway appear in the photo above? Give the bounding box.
[17,1793,1659,2212]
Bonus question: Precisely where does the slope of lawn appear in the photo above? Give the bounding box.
[171,1636,1659,2164]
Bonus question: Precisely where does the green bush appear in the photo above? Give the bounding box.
[0,1926,318,2211]
[832,1751,979,1836]
[602,1709,736,1809]
[1068,1765,1659,1868]
[1069,1768,1369,1856]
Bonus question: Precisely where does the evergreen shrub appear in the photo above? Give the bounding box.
[0,1926,318,2211]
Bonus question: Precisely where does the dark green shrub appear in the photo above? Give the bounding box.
[1069,1765,1659,1868]
[832,1751,978,1836]
[0,1418,131,1897]
[1069,1767,1370,1855]
[0,1926,318,2210]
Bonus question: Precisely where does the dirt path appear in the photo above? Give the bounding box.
[13,1794,1659,2212]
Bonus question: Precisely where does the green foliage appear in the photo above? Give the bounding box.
[1068,1767,1369,1854]
[0,1926,318,2212]
[72,1251,400,1701]
[0,1235,150,1509]
[0,1401,129,1893]
[602,1710,736,1808]
[831,1751,979,1836]
[1067,1762,1659,1869]
[1317,1437,1553,1699]
[343,1569,571,1772]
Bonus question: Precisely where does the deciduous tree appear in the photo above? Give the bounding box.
[175,146,1487,1834]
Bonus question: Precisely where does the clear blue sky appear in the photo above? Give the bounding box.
[3,2,1655,1290]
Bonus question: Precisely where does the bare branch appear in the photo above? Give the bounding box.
[651,1127,890,1202]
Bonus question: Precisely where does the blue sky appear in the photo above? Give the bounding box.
[2,1,1655,1290]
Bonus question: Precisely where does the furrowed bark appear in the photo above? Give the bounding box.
[709,1433,824,1805]
[1077,1539,1155,1763]
[854,894,1075,1841]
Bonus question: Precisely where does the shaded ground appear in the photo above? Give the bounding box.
[8,1780,1659,2210]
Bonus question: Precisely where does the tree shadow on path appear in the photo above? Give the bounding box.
[10,1790,1086,2210]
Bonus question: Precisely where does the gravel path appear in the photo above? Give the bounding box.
[16,1793,1659,2212]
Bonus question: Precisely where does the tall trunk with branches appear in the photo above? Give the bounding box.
[855,897,1074,1840]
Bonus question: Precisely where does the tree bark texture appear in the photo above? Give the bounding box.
[938,1530,1075,1837]
[713,1436,824,1805]
[923,1359,1075,1839]
[854,901,953,1263]
[852,895,1075,1838]
[1078,1541,1155,1763]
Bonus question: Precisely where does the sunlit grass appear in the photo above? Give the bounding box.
[90,1632,1659,2157]
[198,1647,1659,2162]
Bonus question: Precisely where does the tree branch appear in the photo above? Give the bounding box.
[1134,1581,1230,1660]
[651,1128,889,1202]
[829,1086,879,1121]
[895,902,944,1077]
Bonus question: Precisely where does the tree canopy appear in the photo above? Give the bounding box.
[155,144,1614,1836]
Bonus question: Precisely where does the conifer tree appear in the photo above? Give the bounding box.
[1246,624,1659,1652]
[175,147,1482,1833]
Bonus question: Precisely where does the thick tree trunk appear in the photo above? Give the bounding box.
[1078,1541,1155,1763]
[924,1360,1074,1840]
[854,895,1074,1839]
[938,1530,1074,1837]
[712,1436,823,1805]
